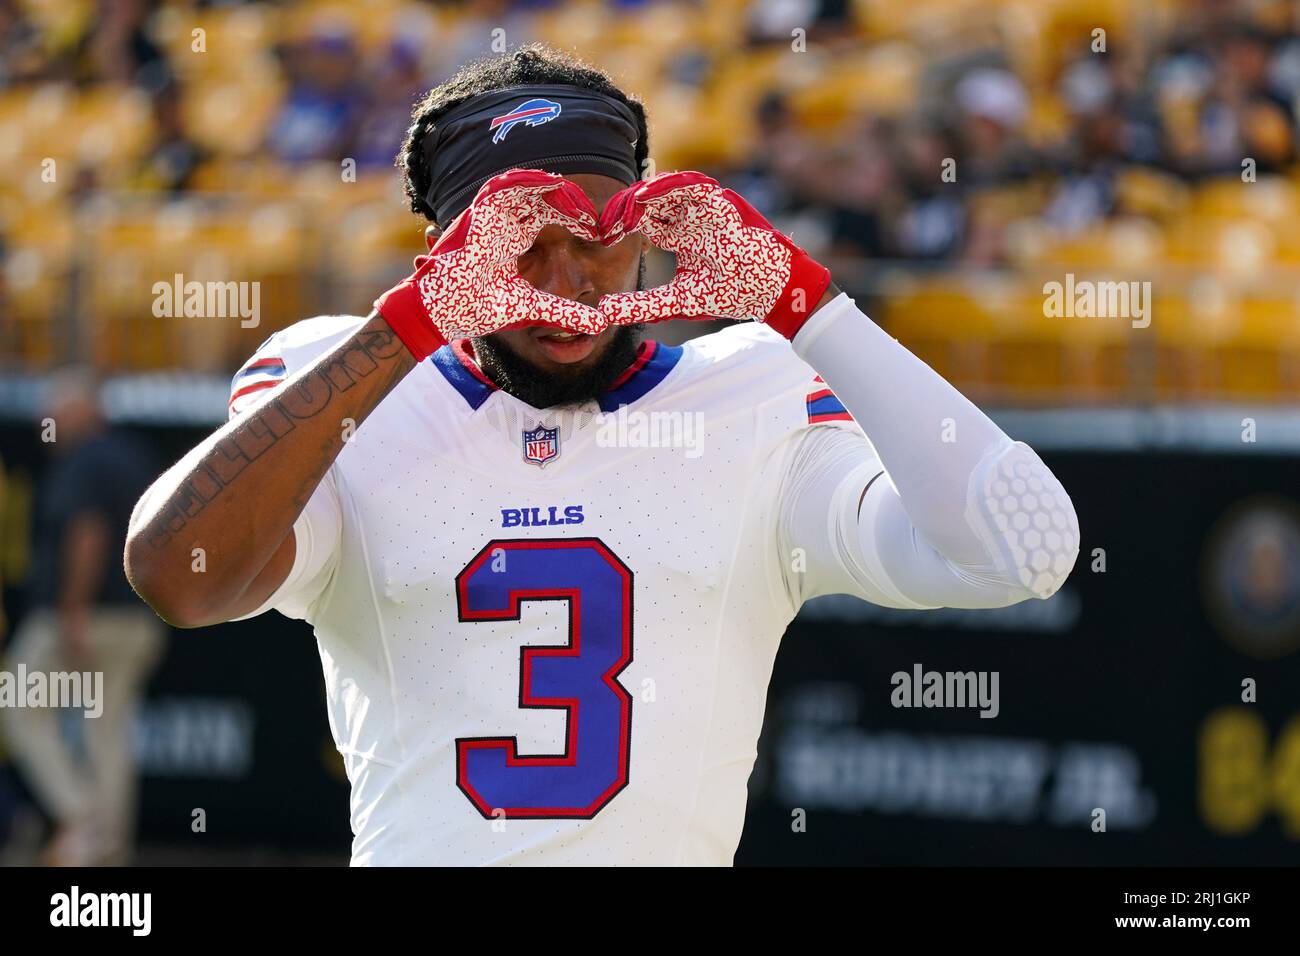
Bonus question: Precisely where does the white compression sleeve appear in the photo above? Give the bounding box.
[789,292,1080,600]
[779,426,1040,609]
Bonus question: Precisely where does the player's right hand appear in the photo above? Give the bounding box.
[374,169,609,360]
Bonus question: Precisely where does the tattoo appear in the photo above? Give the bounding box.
[145,326,410,550]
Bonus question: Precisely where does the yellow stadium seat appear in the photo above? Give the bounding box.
[1191,176,1299,224]
[1146,292,1200,399]
[881,272,1149,404]
[1209,296,1300,400]
[1023,92,1070,147]
[10,83,74,141]
[1040,0,1138,58]
[788,44,920,128]
[1014,219,1166,272]
[658,47,793,167]
[853,0,985,43]
[1270,223,1300,265]
[607,1,692,52]
[878,279,1008,398]
[1164,216,1278,276]
[708,46,789,113]
[303,199,429,326]
[78,199,272,371]
[645,82,744,170]
[150,2,285,82]
[184,78,285,157]
[2,198,77,369]
[535,1,617,60]
[69,86,154,179]
[202,4,283,78]
[1145,284,1297,400]
[279,1,366,45]
[1114,167,1190,220]
[291,163,404,222]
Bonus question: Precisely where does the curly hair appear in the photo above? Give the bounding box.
[397,43,650,224]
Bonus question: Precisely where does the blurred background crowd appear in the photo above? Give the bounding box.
[1,0,1299,402]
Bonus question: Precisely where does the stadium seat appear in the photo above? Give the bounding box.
[183,79,284,157]
[878,279,1007,398]
[535,1,617,59]
[1211,296,1300,399]
[787,45,920,128]
[1190,176,1298,223]
[70,86,154,177]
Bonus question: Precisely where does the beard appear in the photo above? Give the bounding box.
[470,252,648,410]
[472,324,645,410]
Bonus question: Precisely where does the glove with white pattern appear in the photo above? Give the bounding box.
[595,171,832,339]
[375,169,609,360]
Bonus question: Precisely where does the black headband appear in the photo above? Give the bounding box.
[421,83,641,227]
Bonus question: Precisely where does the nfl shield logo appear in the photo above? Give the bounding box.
[522,424,559,468]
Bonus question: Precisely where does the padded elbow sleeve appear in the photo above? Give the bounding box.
[966,441,1080,599]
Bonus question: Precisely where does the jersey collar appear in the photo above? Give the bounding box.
[431,337,684,413]
[431,339,498,410]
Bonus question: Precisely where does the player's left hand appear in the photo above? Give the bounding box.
[595,171,832,339]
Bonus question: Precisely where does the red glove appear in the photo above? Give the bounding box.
[595,171,832,339]
[375,169,609,360]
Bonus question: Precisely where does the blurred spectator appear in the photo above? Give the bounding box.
[0,370,165,866]
[0,0,44,85]
[746,0,853,47]
[952,67,1038,188]
[1197,26,1296,174]
[134,79,207,193]
[435,0,539,81]
[74,0,172,89]
[0,453,43,867]
[266,28,364,165]
[351,38,426,171]
[821,115,901,261]
[892,121,967,260]
[1041,59,1134,235]
[729,92,830,214]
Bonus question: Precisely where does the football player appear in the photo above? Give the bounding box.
[126,46,1079,865]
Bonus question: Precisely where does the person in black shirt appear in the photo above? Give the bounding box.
[1,368,165,866]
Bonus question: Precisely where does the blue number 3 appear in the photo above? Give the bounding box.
[454,538,634,818]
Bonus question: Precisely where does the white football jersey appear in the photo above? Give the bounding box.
[229,316,872,865]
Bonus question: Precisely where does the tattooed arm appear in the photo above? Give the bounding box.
[125,315,414,628]
[126,170,617,628]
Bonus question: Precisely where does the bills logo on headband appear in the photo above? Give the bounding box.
[489,98,562,144]
[522,424,560,467]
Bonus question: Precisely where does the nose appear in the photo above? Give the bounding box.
[517,224,596,305]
